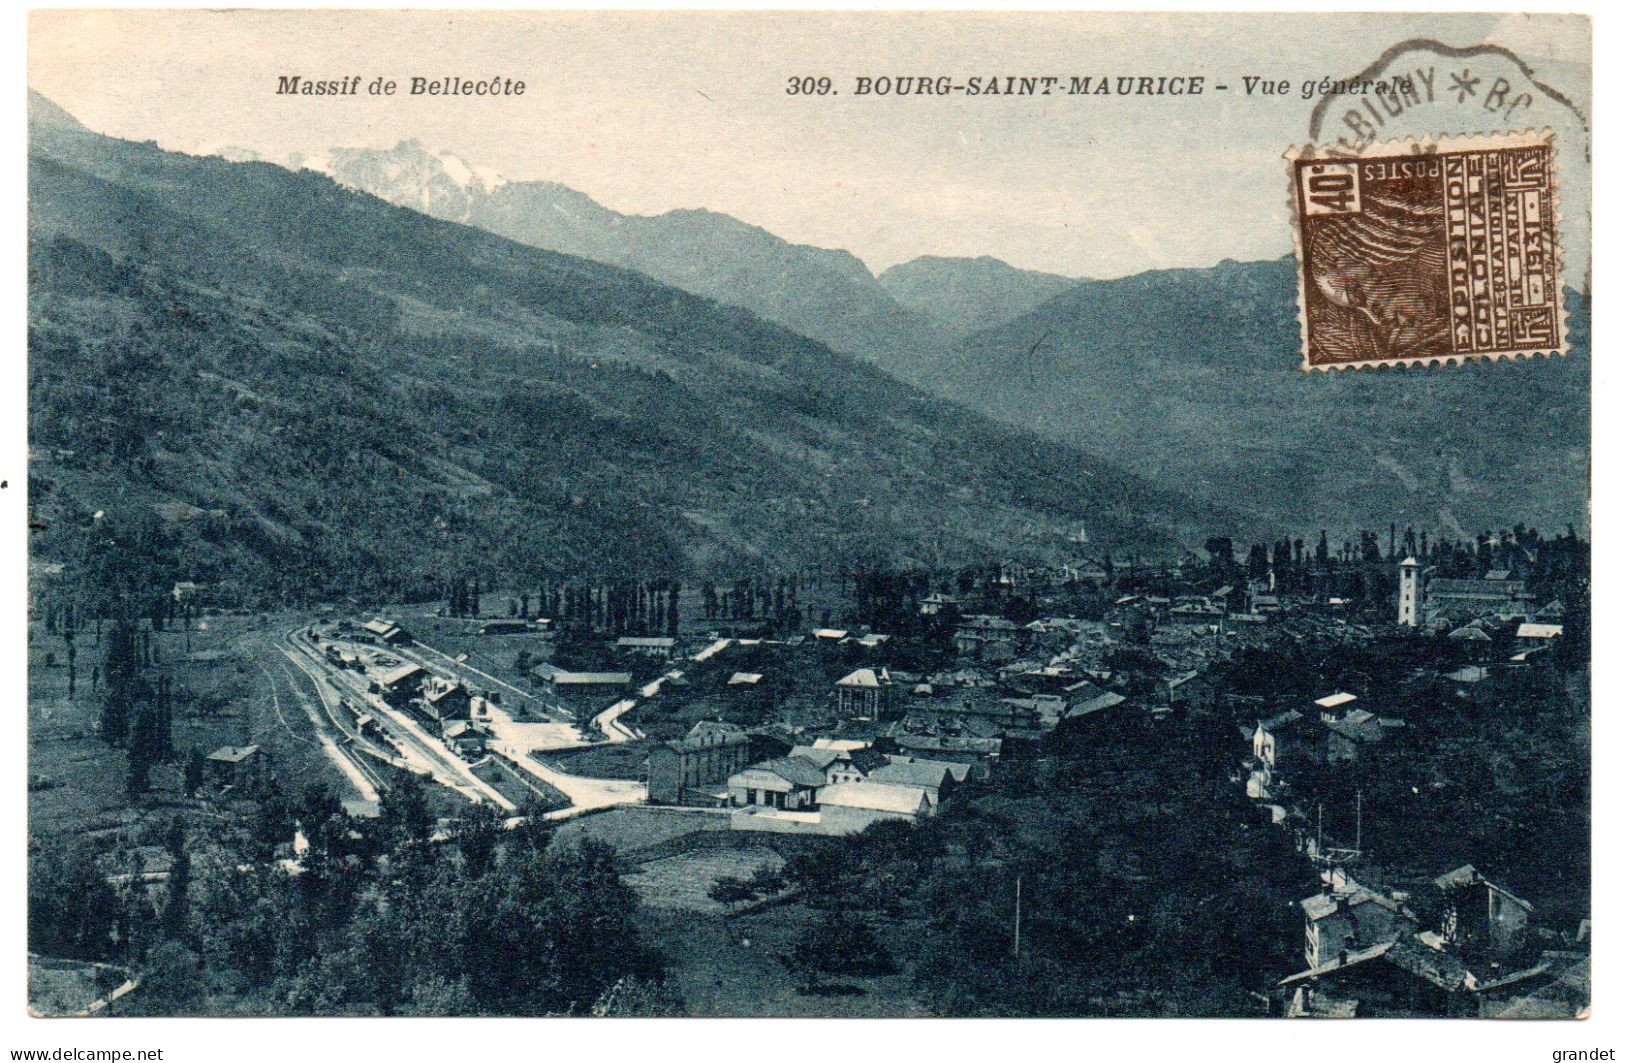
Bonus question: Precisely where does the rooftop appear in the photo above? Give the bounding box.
[867,760,954,789]
[836,667,890,689]
[818,781,930,814]
[787,745,844,770]
[375,662,424,688]
[207,744,261,764]
[549,671,633,685]
[1300,884,1405,922]
[1434,865,1533,911]
[747,756,829,788]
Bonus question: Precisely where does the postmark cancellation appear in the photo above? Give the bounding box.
[1288,130,1564,371]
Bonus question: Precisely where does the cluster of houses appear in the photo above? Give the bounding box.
[1245,690,1406,800]
[373,663,487,758]
[647,720,977,836]
[1278,864,1586,1018]
[323,622,491,761]
[1399,559,1566,653]
[277,547,1583,1014]
[1237,558,1585,1017]
[624,570,1261,833]
[632,614,1210,836]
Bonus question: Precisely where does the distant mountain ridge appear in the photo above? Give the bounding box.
[28,91,1217,603]
[26,91,86,135]
[882,255,1590,538]
[225,138,1072,358]
[878,255,1079,339]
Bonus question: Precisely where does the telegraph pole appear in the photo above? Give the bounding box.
[1011,874,1022,959]
[1355,789,1363,855]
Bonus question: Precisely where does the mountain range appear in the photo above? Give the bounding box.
[892,259,1590,539]
[231,134,1590,540]
[27,91,1211,603]
[228,138,1079,358]
[876,255,1078,340]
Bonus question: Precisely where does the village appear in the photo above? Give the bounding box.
[26,523,1590,1017]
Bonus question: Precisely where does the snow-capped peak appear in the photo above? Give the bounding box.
[196,138,507,222]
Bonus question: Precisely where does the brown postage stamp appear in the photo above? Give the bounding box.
[1288,130,1564,371]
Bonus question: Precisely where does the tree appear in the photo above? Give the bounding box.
[380,773,434,846]
[452,802,503,878]
[401,974,477,1016]
[592,974,685,1016]
[707,874,757,909]
[124,942,207,1016]
[183,748,205,796]
[125,746,152,796]
[125,692,170,796]
[28,839,119,960]
[159,817,191,941]
[99,620,141,745]
[818,912,893,976]
[747,862,786,897]
[475,838,647,1013]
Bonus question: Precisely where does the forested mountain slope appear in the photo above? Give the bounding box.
[28,92,1217,605]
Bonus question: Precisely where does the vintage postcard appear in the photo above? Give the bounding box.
[24,10,1590,1026]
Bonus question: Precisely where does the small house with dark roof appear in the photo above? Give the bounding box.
[1321,709,1406,764]
[1280,934,1479,1018]
[1434,865,1533,960]
[727,756,827,810]
[373,661,425,707]
[1300,879,1418,969]
[1252,709,1318,777]
[441,719,487,758]
[205,744,267,787]
[789,743,888,785]
[866,758,960,806]
[362,617,410,644]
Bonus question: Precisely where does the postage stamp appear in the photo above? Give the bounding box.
[1288,130,1564,371]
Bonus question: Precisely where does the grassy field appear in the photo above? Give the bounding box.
[27,612,351,840]
[538,741,649,780]
[551,807,729,857]
[399,614,555,702]
[27,956,128,1017]
[551,805,930,1015]
[624,846,783,913]
[643,903,928,1017]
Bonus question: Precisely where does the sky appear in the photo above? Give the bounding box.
[28,10,1591,279]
